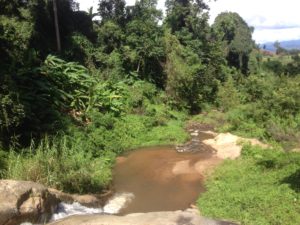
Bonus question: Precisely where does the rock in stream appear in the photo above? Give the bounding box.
[0,180,59,225]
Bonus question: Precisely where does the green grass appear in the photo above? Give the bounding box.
[191,108,300,150]
[197,145,300,225]
[96,113,188,153]
[135,119,189,148]
[84,103,189,155]
[262,54,294,65]
[191,109,266,139]
[5,136,114,194]
[190,110,226,128]
[3,104,189,193]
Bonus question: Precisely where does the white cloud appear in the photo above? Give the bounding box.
[77,0,97,11]
[77,0,300,43]
[253,28,300,43]
[208,0,300,43]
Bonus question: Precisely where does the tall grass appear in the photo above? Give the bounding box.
[3,105,188,193]
[5,136,114,193]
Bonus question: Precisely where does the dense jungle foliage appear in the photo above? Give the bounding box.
[0,0,299,223]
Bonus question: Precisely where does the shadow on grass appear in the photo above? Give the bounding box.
[257,159,277,169]
[281,169,300,193]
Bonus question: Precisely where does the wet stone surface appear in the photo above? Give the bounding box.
[176,123,216,154]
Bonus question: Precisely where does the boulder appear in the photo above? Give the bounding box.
[0,180,59,225]
[292,148,300,153]
[203,133,269,160]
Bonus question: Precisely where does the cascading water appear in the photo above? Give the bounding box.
[103,193,135,214]
[50,192,134,222]
[50,202,103,221]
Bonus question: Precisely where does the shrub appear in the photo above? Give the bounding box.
[0,150,8,178]
[124,80,158,113]
[0,77,25,148]
[217,75,241,112]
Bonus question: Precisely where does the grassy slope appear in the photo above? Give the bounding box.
[198,145,300,225]
[194,111,300,225]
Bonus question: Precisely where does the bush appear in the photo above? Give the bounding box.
[225,105,267,139]
[0,150,8,178]
[86,111,188,155]
[123,80,158,113]
[204,74,300,147]
[217,75,241,112]
[0,76,25,148]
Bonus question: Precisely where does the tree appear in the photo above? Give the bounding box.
[53,0,61,52]
[164,30,221,113]
[164,0,223,69]
[165,0,209,34]
[88,7,98,19]
[97,21,124,54]
[213,12,254,74]
[98,0,126,25]
[164,0,226,110]
[274,41,288,55]
[0,0,26,16]
[124,0,165,86]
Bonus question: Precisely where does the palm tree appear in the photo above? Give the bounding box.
[88,6,98,19]
[53,0,61,52]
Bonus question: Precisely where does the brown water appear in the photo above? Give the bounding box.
[113,144,220,214]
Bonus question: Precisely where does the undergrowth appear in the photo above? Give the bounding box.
[2,83,188,193]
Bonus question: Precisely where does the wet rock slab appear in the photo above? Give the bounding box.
[0,180,110,225]
[48,188,111,208]
[177,122,269,160]
[48,209,239,225]
[176,123,217,154]
[0,180,59,225]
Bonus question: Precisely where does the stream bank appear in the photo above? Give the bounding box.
[1,122,269,225]
[49,122,267,224]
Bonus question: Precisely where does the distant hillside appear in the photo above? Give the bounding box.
[261,39,300,52]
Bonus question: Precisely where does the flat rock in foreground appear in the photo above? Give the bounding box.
[49,209,238,225]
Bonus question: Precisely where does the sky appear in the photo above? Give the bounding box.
[78,0,300,44]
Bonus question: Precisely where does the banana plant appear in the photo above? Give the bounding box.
[42,55,125,116]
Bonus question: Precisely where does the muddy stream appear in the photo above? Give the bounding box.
[113,130,221,214]
[51,129,224,221]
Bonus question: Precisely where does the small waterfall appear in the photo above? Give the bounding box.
[103,192,134,214]
[50,202,103,221]
[50,192,134,222]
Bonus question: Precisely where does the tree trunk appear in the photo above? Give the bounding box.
[53,0,61,52]
[136,59,141,73]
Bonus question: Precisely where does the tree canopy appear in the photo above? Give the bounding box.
[213,12,254,74]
